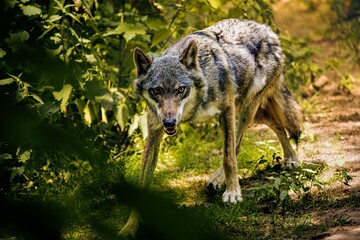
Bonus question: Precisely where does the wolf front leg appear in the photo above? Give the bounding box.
[220,103,242,203]
[119,113,164,238]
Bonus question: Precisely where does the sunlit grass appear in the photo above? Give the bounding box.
[25,119,350,240]
[141,122,284,205]
[51,122,358,240]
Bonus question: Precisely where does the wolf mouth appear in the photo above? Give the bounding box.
[164,127,177,135]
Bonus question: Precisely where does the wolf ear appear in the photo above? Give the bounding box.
[180,40,198,69]
[134,48,152,77]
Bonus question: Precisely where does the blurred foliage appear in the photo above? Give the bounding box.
[327,0,360,63]
[0,0,331,238]
[0,0,284,201]
[280,34,322,90]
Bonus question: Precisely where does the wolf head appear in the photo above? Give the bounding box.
[133,40,199,135]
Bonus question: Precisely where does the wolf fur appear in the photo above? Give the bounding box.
[120,19,302,237]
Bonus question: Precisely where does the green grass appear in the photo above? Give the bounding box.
[98,123,355,239]
[2,123,356,240]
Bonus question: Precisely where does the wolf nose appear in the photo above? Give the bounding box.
[163,118,176,128]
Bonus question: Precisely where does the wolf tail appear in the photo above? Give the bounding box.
[266,83,303,146]
[281,87,303,146]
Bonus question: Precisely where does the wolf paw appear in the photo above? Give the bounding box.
[284,156,299,169]
[119,225,136,239]
[222,190,243,203]
[207,167,225,190]
[119,211,139,238]
[285,161,299,168]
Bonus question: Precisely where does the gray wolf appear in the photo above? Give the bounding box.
[120,19,302,237]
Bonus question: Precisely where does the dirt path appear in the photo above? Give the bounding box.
[274,1,360,239]
[302,89,360,240]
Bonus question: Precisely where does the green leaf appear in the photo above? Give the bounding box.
[258,159,267,164]
[145,18,166,30]
[310,64,319,72]
[8,73,22,82]
[29,93,44,104]
[37,25,55,40]
[302,168,317,174]
[0,78,16,86]
[207,0,221,9]
[0,48,6,58]
[84,80,108,100]
[0,154,12,161]
[151,28,171,47]
[115,103,129,131]
[47,14,62,22]
[100,107,108,123]
[53,84,73,113]
[274,178,281,190]
[185,12,198,27]
[291,183,300,192]
[83,103,92,127]
[75,98,86,123]
[279,190,288,200]
[62,171,71,181]
[95,93,115,109]
[254,141,266,145]
[104,22,147,41]
[5,31,29,52]
[18,149,32,163]
[22,5,42,16]
[3,0,16,9]
[9,31,30,42]
[10,166,25,181]
[74,0,96,17]
[40,102,59,117]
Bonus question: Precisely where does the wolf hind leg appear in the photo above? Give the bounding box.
[254,94,301,168]
[265,118,298,168]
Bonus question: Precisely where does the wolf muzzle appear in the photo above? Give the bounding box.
[162,118,177,135]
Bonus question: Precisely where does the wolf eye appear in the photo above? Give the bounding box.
[152,88,161,95]
[178,86,186,93]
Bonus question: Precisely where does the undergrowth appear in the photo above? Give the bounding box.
[1,119,355,240]
[116,124,355,239]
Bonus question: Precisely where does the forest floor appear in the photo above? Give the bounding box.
[274,1,360,239]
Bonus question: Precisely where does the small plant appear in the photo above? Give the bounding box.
[334,168,353,186]
[250,162,326,212]
[274,163,324,200]
[325,58,358,92]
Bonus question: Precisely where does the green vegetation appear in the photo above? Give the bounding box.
[0,0,358,239]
